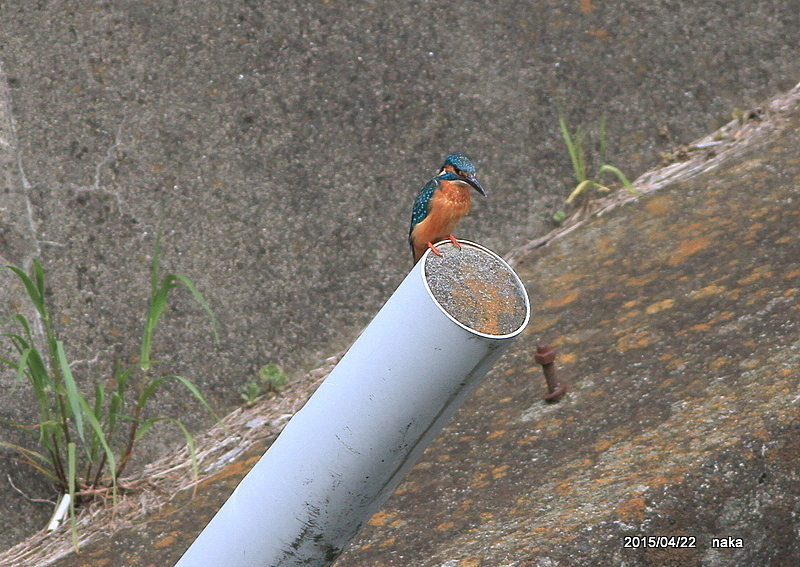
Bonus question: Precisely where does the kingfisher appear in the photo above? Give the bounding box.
[409,153,486,263]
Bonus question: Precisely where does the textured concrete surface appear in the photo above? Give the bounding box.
[1,0,799,554]
[9,83,800,567]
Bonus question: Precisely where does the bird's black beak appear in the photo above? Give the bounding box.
[462,175,486,197]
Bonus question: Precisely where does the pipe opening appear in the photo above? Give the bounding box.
[423,240,529,337]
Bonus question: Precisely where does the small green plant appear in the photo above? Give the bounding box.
[558,113,639,210]
[240,364,288,405]
[0,223,220,532]
[240,380,263,405]
[259,363,287,391]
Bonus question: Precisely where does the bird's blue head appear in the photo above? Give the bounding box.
[439,153,486,197]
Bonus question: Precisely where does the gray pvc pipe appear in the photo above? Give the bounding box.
[174,240,529,567]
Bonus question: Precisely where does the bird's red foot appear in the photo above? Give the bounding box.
[447,235,462,249]
[426,242,443,256]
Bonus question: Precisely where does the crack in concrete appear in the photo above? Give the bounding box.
[0,61,40,268]
[69,114,132,219]
[0,61,48,351]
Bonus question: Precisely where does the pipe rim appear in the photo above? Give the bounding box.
[419,239,530,340]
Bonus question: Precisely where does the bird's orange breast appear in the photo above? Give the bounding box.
[410,180,472,247]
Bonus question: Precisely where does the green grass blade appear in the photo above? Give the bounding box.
[67,442,79,549]
[140,276,179,371]
[4,264,47,318]
[12,313,33,340]
[173,274,219,343]
[598,116,608,166]
[139,374,222,427]
[21,346,57,439]
[558,113,585,183]
[0,441,61,483]
[140,417,200,486]
[566,179,595,204]
[73,389,118,498]
[56,341,84,443]
[0,349,29,383]
[138,376,167,407]
[598,164,641,195]
[171,375,223,425]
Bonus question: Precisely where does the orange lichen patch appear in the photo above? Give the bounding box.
[587,28,609,39]
[154,533,178,549]
[540,418,564,432]
[471,472,490,490]
[659,378,676,388]
[487,430,507,440]
[689,323,711,332]
[579,0,595,14]
[524,314,562,334]
[689,284,727,299]
[456,557,482,567]
[544,289,581,308]
[594,438,614,452]
[616,497,646,522]
[624,273,658,286]
[560,352,577,364]
[710,311,735,323]
[435,522,455,531]
[667,235,713,265]
[678,222,709,238]
[739,358,760,370]
[645,298,675,314]
[595,235,616,255]
[210,459,253,482]
[619,309,642,323]
[378,538,397,547]
[393,480,416,495]
[745,288,770,305]
[617,330,654,352]
[709,356,731,369]
[368,511,396,527]
[622,298,642,309]
[645,194,673,215]
[554,481,573,495]
[753,429,770,440]
[738,266,774,284]
[551,273,586,285]
[492,465,510,478]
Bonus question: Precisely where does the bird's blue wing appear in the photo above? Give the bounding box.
[409,178,438,236]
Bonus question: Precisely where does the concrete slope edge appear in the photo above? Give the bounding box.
[1,78,799,566]
[504,79,800,267]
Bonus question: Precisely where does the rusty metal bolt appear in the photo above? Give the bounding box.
[534,343,567,402]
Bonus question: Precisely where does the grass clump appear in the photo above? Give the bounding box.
[241,364,288,405]
[556,113,639,220]
[0,225,220,534]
